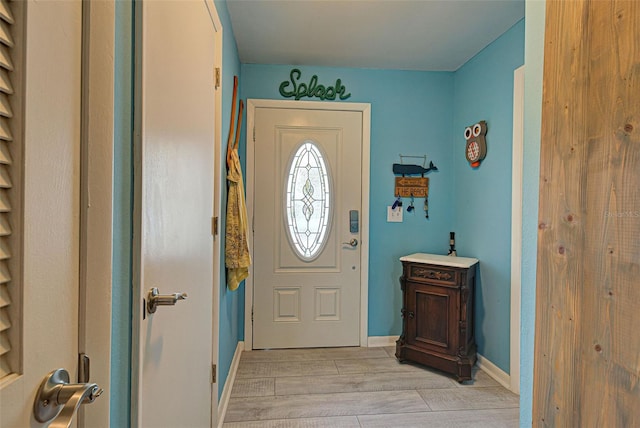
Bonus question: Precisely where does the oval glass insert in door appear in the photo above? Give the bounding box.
[284,140,333,261]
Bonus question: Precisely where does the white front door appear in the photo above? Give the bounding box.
[0,1,83,426]
[252,104,365,349]
[135,1,218,426]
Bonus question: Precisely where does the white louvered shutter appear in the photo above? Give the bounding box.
[0,0,16,381]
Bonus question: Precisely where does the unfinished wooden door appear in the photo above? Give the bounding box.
[533,1,640,425]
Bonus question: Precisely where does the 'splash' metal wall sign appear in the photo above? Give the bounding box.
[279,68,351,101]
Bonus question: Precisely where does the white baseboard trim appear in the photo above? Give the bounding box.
[476,353,512,391]
[217,341,244,428]
[367,336,399,347]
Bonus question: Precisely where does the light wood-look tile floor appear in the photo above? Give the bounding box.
[223,346,519,427]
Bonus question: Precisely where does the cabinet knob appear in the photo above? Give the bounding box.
[401,309,415,319]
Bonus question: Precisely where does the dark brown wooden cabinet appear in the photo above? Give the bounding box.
[395,253,478,382]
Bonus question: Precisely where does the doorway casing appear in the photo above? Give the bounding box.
[245,99,371,351]
[510,65,524,394]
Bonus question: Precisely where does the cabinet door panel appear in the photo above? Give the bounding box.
[415,289,449,348]
[406,282,458,354]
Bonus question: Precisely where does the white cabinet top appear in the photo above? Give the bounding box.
[399,253,479,268]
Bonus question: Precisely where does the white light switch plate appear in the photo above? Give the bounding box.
[387,206,403,222]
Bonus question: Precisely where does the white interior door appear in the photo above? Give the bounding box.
[0,1,83,426]
[135,1,217,426]
[252,106,364,349]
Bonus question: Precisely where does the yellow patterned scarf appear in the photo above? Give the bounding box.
[225,149,251,290]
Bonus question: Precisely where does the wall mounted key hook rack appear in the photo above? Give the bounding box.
[391,154,436,219]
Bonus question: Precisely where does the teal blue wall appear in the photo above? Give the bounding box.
[111,1,134,426]
[238,21,524,364]
[452,19,525,373]
[521,1,545,425]
[240,64,455,337]
[110,1,533,417]
[214,0,242,398]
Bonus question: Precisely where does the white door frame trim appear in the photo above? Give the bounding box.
[81,2,115,425]
[245,99,371,350]
[205,0,223,425]
[510,65,524,394]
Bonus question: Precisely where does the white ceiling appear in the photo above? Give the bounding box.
[226,0,525,72]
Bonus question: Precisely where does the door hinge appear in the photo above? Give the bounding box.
[252,126,255,142]
[212,216,219,236]
[211,364,217,384]
[251,307,254,323]
[78,353,90,383]
[214,67,221,89]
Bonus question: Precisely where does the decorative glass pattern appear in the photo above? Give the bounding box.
[285,140,332,260]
